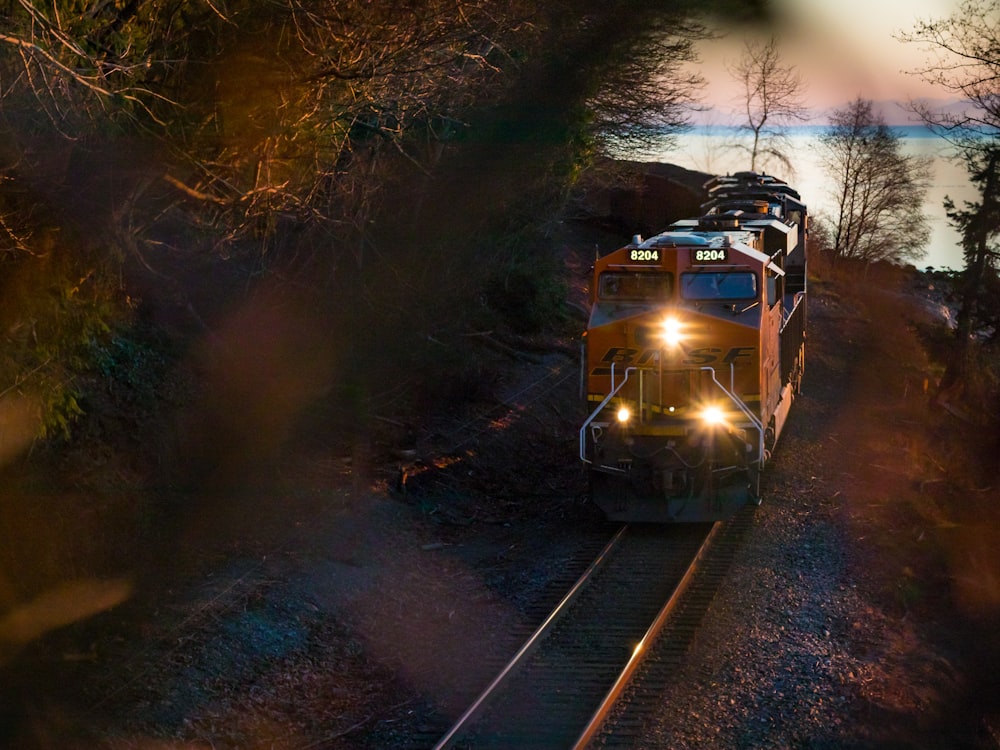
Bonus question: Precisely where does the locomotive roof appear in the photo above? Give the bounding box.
[668,215,793,234]
[703,171,797,194]
[708,183,801,197]
[638,229,754,247]
[633,229,785,275]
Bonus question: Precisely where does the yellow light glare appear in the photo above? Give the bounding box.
[617,406,632,423]
[661,316,684,347]
[701,406,726,426]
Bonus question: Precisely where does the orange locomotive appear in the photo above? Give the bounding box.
[579,173,807,522]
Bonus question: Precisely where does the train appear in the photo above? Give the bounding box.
[579,171,808,522]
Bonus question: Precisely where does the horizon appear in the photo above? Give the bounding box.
[655,125,974,272]
[688,97,975,130]
[683,120,946,135]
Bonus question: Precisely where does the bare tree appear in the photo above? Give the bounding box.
[899,0,1000,138]
[728,35,808,173]
[819,98,931,266]
[0,0,542,438]
[587,14,707,158]
[0,0,537,259]
[0,0,719,441]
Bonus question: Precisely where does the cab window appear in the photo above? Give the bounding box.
[680,271,758,301]
[599,272,673,300]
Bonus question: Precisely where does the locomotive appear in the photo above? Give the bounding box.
[579,172,807,522]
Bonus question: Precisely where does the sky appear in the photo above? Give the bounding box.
[695,0,968,124]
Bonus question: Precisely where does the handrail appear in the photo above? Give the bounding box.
[781,290,807,328]
[700,364,765,465]
[579,363,639,464]
[582,364,767,467]
[700,364,762,432]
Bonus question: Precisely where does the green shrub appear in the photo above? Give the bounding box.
[486,231,569,335]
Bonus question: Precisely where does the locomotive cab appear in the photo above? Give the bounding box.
[580,201,806,523]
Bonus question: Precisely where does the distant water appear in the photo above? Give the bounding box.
[653,125,976,271]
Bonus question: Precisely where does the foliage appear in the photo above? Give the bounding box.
[86,323,174,419]
[0,243,119,442]
[901,1,1000,419]
[586,11,707,159]
[0,0,540,259]
[486,227,569,335]
[818,98,932,266]
[0,0,707,457]
[934,144,1000,402]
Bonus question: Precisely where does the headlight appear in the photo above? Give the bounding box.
[660,316,685,348]
[617,406,632,423]
[700,405,726,426]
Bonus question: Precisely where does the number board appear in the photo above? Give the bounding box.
[692,247,729,264]
[628,248,661,263]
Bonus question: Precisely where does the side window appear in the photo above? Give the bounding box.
[766,273,783,308]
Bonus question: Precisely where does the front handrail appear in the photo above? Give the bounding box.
[579,363,639,464]
[700,364,762,432]
[581,363,767,467]
[701,364,765,465]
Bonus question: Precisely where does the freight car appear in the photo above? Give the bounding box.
[579,172,807,522]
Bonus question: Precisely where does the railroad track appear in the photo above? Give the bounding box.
[593,504,756,747]
[432,513,749,749]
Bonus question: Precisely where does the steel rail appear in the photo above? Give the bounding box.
[572,520,723,749]
[433,524,629,750]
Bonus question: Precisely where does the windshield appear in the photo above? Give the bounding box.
[680,271,758,301]
[599,272,673,301]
